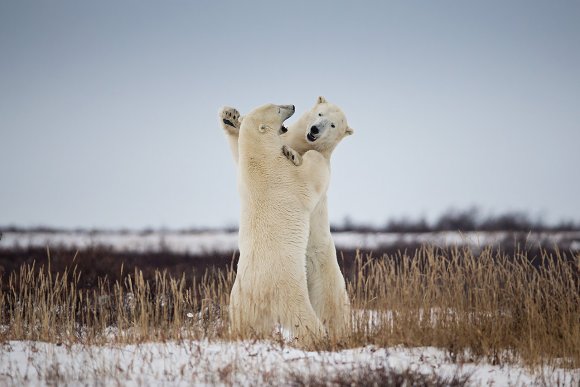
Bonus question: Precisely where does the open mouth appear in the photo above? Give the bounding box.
[307,132,317,142]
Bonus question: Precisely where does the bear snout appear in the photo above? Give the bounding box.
[310,126,319,135]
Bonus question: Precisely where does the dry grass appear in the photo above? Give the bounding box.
[348,246,580,367]
[1,245,578,368]
[286,363,470,387]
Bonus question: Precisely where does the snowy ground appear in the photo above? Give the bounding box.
[1,231,579,385]
[0,340,577,386]
[1,230,579,254]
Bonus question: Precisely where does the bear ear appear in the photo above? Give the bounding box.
[317,96,327,104]
[345,127,354,136]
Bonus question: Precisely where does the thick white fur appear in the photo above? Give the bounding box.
[229,103,330,345]
[219,97,353,338]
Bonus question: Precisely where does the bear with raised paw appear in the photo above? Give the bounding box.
[220,97,353,339]
[229,103,330,345]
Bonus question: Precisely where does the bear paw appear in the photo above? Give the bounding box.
[282,145,302,166]
[219,106,241,135]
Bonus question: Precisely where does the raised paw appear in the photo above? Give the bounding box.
[282,145,302,166]
[218,106,241,135]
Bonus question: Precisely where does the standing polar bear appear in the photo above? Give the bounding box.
[220,97,353,338]
[229,103,330,345]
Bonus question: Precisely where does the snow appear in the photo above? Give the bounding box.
[2,230,578,385]
[2,230,579,254]
[0,340,577,386]
[0,230,239,255]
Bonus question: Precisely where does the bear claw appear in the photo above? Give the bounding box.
[282,145,302,166]
[219,106,241,135]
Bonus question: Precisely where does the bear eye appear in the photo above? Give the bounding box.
[331,123,335,128]
[318,113,323,117]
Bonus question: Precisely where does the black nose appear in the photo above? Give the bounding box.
[310,126,319,134]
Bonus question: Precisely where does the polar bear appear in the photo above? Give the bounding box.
[229,103,330,345]
[219,97,353,338]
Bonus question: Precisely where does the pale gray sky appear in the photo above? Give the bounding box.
[1,1,579,229]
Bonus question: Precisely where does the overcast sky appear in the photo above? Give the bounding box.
[1,1,579,229]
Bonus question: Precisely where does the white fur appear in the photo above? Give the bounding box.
[219,97,353,338]
[229,103,330,345]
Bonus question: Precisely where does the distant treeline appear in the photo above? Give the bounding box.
[2,207,580,234]
[331,207,580,233]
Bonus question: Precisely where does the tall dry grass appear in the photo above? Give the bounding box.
[348,245,580,367]
[0,245,578,367]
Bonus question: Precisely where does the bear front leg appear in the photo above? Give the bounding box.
[218,106,241,136]
[299,150,330,202]
[282,145,303,166]
[219,106,243,164]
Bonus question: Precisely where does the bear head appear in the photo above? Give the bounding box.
[240,103,295,140]
[303,96,354,154]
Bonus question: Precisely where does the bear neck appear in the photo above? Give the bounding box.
[238,125,280,165]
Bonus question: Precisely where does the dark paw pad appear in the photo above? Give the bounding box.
[223,119,236,127]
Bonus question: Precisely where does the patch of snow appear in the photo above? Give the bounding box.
[0,340,577,386]
[2,230,580,255]
[0,230,240,255]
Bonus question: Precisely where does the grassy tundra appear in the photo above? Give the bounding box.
[1,245,578,371]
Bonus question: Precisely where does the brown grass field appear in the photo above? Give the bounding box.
[1,244,578,371]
